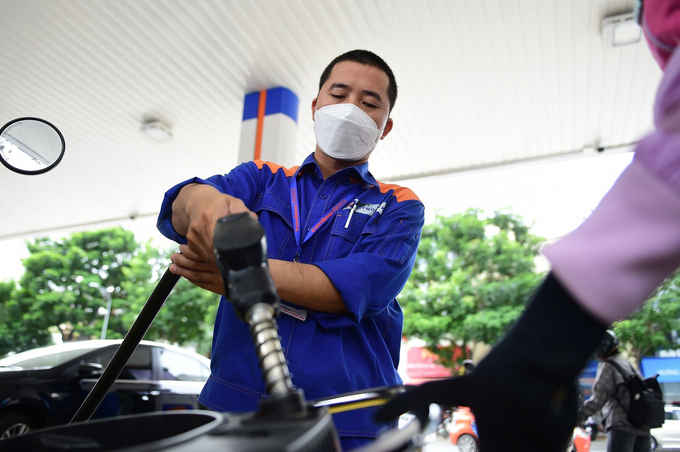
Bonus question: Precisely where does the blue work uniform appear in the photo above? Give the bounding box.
[157,153,424,449]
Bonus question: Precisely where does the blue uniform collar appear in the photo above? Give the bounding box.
[298,153,377,187]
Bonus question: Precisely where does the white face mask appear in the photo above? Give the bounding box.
[314,103,385,161]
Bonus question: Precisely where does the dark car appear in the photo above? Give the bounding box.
[0,339,211,439]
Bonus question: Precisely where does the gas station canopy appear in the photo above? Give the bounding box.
[0,0,660,239]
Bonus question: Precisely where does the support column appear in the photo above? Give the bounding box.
[239,86,299,167]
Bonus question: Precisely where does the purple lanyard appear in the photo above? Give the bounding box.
[289,173,363,261]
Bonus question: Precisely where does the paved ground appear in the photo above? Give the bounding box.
[420,433,608,451]
[590,434,607,451]
[421,435,458,451]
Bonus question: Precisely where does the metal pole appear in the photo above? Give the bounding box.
[101,289,112,340]
[89,282,112,340]
[72,269,179,423]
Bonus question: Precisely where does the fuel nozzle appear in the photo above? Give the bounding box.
[213,213,278,321]
[213,212,307,417]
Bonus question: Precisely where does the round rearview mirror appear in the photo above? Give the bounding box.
[0,117,65,175]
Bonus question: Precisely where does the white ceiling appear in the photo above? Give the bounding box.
[0,0,661,240]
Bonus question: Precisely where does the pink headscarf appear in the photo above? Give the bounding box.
[643,0,680,70]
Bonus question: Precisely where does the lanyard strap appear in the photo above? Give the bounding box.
[289,172,364,248]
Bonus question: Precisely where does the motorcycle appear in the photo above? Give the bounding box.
[435,409,453,439]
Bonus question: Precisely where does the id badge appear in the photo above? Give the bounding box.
[280,302,308,321]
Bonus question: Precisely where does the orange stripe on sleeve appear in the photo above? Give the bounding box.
[376,181,421,202]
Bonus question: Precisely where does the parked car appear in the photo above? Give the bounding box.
[651,405,680,451]
[0,340,210,439]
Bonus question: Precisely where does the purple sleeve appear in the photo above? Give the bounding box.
[543,49,680,324]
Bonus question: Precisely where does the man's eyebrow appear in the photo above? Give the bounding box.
[328,83,384,104]
[329,82,349,91]
[362,89,383,104]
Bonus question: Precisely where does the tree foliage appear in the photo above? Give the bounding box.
[614,271,680,366]
[0,280,42,353]
[0,227,218,356]
[400,210,545,368]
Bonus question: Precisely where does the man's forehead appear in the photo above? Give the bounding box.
[325,61,389,93]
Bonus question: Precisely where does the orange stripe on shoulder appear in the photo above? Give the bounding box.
[253,160,298,177]
[376,181,421,202]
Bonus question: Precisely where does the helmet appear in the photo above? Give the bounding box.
[595,330,620,359]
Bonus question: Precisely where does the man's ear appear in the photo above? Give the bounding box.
[381,118,394,139]
[311,98,317,121]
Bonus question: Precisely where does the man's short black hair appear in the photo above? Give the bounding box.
[318,49,397,113]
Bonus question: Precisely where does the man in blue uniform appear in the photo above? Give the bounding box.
[157,49,424,450]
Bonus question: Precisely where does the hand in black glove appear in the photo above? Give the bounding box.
[375,273,606,452]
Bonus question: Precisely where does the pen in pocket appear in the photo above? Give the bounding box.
[345,199,359,228]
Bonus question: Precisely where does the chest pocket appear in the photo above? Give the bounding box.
[325,209,376,260]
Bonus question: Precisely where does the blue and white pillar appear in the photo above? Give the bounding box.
[238,86,299,166]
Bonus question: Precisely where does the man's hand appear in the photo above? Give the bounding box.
[169,183,347,313]
[169,184,254,293]
[170,244,224,294]
[375,274,606,452]
[172,184,252,256]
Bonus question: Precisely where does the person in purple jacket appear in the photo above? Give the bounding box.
[376,2,680,451]
[157,49,424,450]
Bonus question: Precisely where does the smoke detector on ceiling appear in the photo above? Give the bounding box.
[141,120,173,142]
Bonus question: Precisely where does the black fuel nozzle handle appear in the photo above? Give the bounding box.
[213,212,307,417]
[213,213,279,322]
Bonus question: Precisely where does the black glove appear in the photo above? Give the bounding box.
[375,273,607,452]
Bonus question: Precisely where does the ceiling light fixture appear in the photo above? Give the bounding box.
[141,120,173,142]
[602,12,642,48]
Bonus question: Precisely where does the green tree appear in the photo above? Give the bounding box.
[0,279,48,353]
[614,272,680,367]
[7,228,144,351]
[400,210,545,368]
[1,227,218,356]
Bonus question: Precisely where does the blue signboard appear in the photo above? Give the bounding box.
[641,357,680,383]
[581,360,599,378]
[578,360,600,398]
